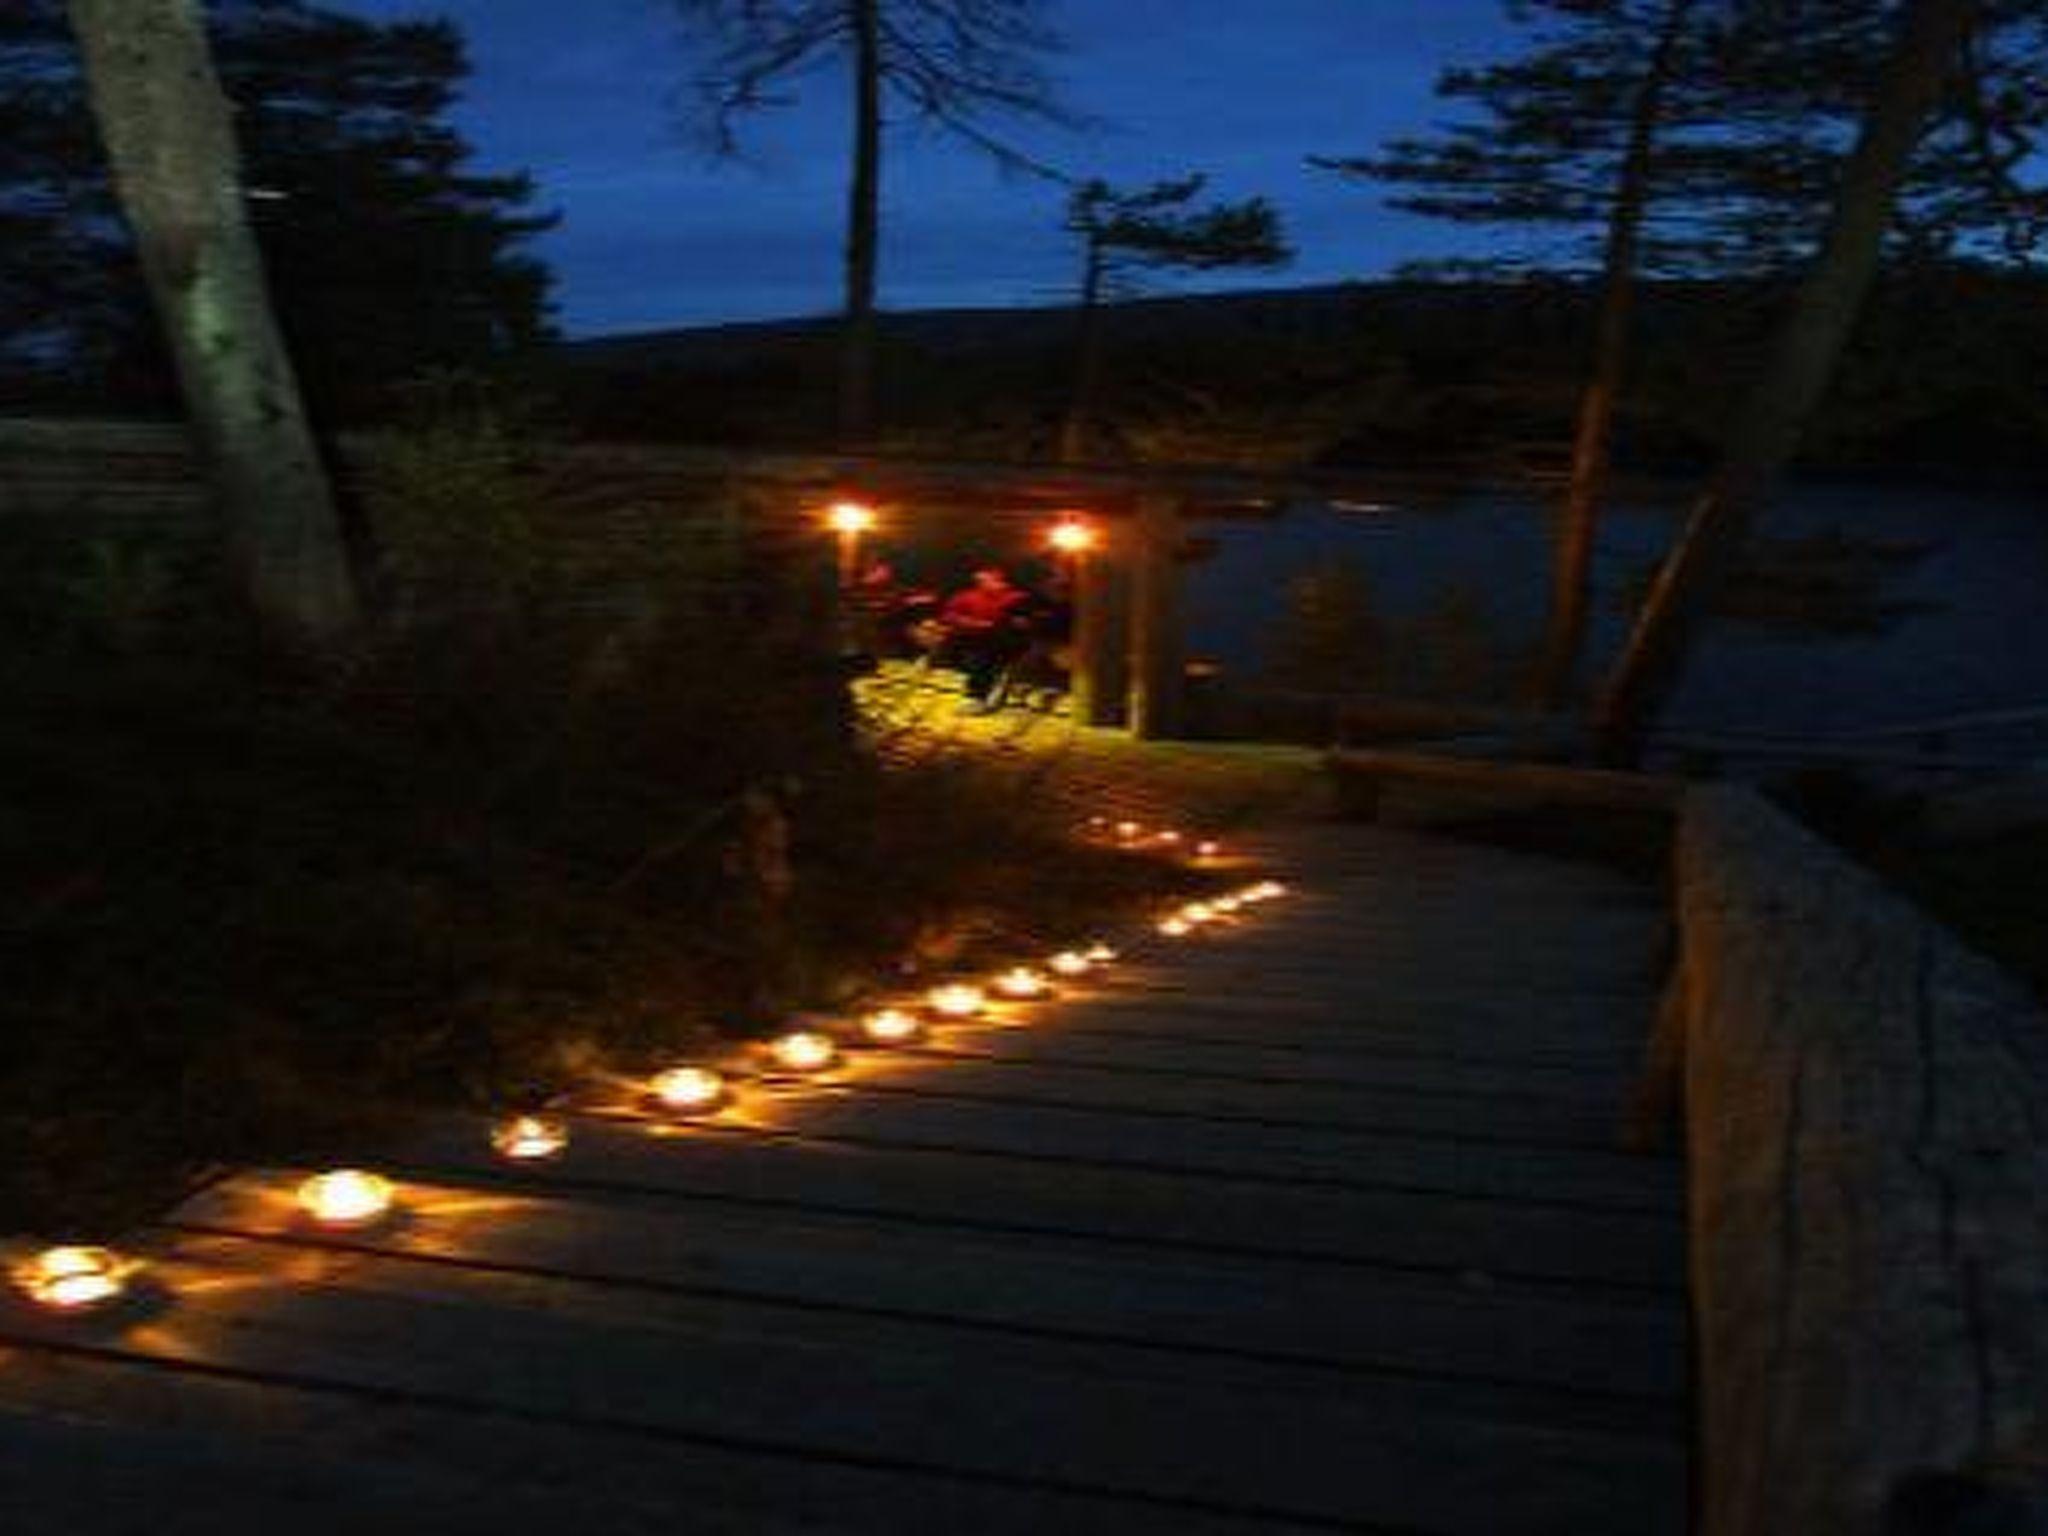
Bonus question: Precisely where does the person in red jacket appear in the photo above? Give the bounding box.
[937,566,1033,710]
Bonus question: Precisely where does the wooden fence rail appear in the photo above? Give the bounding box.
[1667,787,2048,1536]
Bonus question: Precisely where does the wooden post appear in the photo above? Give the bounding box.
[1127,490,1186,740]
[1069,538,1128,727]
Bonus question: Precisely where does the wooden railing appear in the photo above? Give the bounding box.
[1667,787,2048,1535]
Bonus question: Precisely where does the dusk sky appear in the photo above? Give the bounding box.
[338,0,1524,338]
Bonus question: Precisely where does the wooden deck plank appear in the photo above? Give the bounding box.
[397,1107,1683,1254]
[0,1234,1684,1535]
[0,819,1689,1535]
[172,1171,1686,1403]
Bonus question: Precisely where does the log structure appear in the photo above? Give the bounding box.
[1669,787,2048,1536]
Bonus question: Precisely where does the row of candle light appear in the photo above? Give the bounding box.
[9,859,1288,1314]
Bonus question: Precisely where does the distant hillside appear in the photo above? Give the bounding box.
[546,270,2048,482]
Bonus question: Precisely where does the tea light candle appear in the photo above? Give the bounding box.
[862,1008,924,1044]
[14,1246,130,1312]
[927,983,987,1018]
[1048,950,1092,977]
[491,1114,569,1162]
[650,1066,728,1114]
[992,966,1051,999]
[298,1169,394,1229]
[769,1031,839,1073]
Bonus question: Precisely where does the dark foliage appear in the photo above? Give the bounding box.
[0,0,556,421]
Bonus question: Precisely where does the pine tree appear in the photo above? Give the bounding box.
[2,0,556,419]
[668,0,1072,446]
[1320,0,2048,709]
[1057,175,1292,462]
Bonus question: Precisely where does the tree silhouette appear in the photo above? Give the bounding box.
[669,0,1072,447]
[3,0,556,420]
[1058,175,1291,462]
[1321,0,2048,708]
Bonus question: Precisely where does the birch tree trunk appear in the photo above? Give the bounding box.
[1532,0,1694,709]
[1593,0,1976,764]
[66,0,357,643]
[838,0,882,447]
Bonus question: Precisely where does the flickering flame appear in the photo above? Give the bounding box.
[1212,895,1243,914]
[1048,950,1092,977]
[650,1066,727,1113]
[1046,518,1098,555]
[1154,830,1183,846]
[825,500,876,535]
[1115,820,1143,842]
[927,983,987,1018]
[992,967,1051,999]
[1157,916,1193,937]
[1196,840,1222,859]
[862,1008,924,1044]
[297,1170,394,1229]
[15,1246,128,1312]
[1181,901,1217,924]
[491,1114,568,1162]
[770,1030,839,1073]
[1085,942,1118,963]
[1245,880,1289,901]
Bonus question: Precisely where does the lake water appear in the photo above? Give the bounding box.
[1186,478,2048,739]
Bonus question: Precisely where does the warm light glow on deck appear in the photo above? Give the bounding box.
[1115,821,1143,843]
[1085,942,1118,963]
[1048,950,1092,977]
[1181,901,1217,924]
[14,1246,129,1312]
[1156,916,1193,937]
[297,1170,395,1229]
[769,1030,840,1073]
[1196,839,1222,859]
[650,1066,728,1113]
[861,1008,925,1044]
[1244,880,1289,902]
[825,500,877,535]
[491,1114,569,1162]
[927,983,988,1017]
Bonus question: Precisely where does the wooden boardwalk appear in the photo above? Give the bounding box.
[0,824,1687,1535]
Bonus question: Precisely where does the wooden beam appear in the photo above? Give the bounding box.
[1069,545,1127,728]
[1126,491,1186,741]
[1670,787,2048,1536]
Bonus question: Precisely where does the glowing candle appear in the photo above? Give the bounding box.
[298,1169,394,1229]
[1196,840,1222,859]
[15,1246,128,1312]
[1247,880,1289,901]
[992,966,1051,999]
[490,1114,569,1162]
[927,983,987,1018]
[1048,950,1092,977]
[1212,895,1243,915]
[1115,820,1143,843]
[1154,830,1183,846]
[1181,901,1217,924]
[769,1030,839,1073]
[1157,916,1193,937]
[650,1066,728,1114]
[862,1008,924,1045]
[1085,942,1118,964]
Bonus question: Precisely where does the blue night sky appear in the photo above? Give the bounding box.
[336,1,1521,337]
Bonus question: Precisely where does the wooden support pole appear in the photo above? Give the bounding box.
[1127,491,1186,740]
[1069,543,1128,728]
